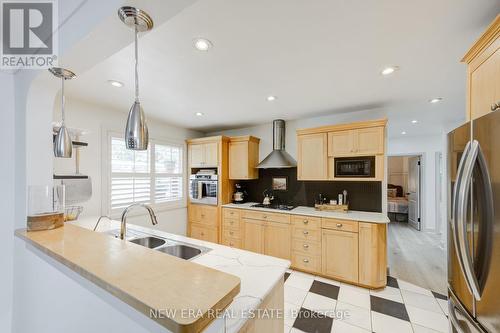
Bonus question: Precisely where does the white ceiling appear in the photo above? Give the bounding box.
[66,0,500,137]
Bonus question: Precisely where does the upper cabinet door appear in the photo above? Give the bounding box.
[297,133,328,180]
[356,127,384,155]
[470,48,500,120]
[229,141,248,179]
[328,130,354,156]
[189,144,205,167]
[203,142,219,167]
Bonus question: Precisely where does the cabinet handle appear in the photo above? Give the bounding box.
[303,258,309,263]
[229,221,234,225]
[303,244,309,249]
[336,223,343,228]
[263,215,268,219]
[201,214,205,218]
[229,242,234,246]
[491,102,500,111]
[303,230,309,235]
[229,231,234,235]
[303,220,309,224]
[201,232,205,236]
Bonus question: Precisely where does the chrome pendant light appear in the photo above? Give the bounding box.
[50,67,76,158]
[118,6,153,151]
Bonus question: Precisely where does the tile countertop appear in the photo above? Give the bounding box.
[72,217,290,333]
[222,202,390,224]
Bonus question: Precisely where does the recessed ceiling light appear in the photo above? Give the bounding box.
[267,95,277,101]
[108,80,123,88]
[401,131,407,135]
[381,66,399,76]
[429,97,443,103]
[194,38,212,51]
[195,112,204,117]
[411,120,418,124]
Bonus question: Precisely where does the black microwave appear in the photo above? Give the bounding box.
[334,156,375,178]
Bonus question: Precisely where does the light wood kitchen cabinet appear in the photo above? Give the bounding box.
[243,219,265,254]
[297,133,328,180]
[327,127,384,156]
[229,136,260,180]
[462,15,500,120]
[328,130,354,156]
[356,127,385,155]
[264,221,291,260]
[297,119,387,181]
[291,215,322,274]
[240,209,291,259]
[322,229,359,282]
[188,204,218,243]
[188,142,218,167]
[358,222,387,288]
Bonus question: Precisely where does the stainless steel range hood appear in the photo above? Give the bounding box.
[256,119,297,168]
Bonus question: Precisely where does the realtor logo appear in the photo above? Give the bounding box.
[1,1,58,69]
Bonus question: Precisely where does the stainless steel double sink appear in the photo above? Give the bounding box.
[106,230,211,260]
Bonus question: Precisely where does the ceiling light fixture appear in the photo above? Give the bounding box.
[381,66,399,76]
[118,6,153,151]
[411,120,418,124]
[429,97,443,103]
[267,95,277,101]
[194,38,212,51]
[108,80,124,88]
[50,67,76,158]
[195,112,204,117]
[401,131,407,135]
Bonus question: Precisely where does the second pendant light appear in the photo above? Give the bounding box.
[118,6,154,151]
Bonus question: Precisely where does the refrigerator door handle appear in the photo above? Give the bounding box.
[452,141,471,294]
[456,140,485,300]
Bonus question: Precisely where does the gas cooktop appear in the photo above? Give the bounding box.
[250,203,296,211]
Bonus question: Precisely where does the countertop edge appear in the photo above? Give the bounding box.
[14,227,241,333]
[221,203,390,224]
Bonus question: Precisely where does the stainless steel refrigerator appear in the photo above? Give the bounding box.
[448,110,500,332]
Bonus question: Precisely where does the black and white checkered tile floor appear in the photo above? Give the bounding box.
[284,270,449,333]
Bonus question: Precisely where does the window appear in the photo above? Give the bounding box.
[109,136,183,213]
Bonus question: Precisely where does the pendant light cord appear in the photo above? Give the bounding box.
[134,25,139,102]
[61,77,65,124]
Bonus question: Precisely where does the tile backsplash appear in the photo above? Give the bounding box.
[236,168,382,212]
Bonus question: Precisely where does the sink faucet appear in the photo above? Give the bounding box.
[120,203,158,240]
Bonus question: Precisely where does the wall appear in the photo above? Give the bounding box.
[387,134,446,234]
[7,1,200,332]
[0,72,15,332]
[209,108,389,213]
[238,168,382,212]
[52,97,202,235]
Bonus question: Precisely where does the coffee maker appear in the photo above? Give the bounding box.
[233,183,247,204]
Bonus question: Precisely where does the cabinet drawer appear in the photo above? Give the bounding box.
[241,210,290,224]
[292,252,321,274]
[223,228,241,239]
[221,237,241,249]
[223,208,241,219]
[292,227,321,242]
[222,217,241,230]
[291,215,321,229]
[292,239,321,256]
[322,218,358,233]
[190,224,217,243]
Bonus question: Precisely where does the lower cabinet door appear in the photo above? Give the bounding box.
[190,223,217,243]
[243,219,264,254]
[264,222,291,260]
[322,229,358,283]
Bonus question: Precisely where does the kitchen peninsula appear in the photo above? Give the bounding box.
[15,217,289,333]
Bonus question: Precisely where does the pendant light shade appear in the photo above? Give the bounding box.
[118,6,153,151]
[125,101,149,150]
[49,67,76,158]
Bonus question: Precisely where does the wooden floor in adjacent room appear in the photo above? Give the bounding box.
[388,221,447,294]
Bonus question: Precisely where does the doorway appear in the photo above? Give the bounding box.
[387,155,421,230]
